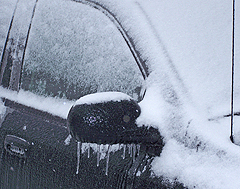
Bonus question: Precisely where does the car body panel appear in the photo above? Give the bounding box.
[0,0,174,188]
[1,0,240,188]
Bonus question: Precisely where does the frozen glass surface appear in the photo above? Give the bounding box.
[21,0,143,101]
[0,0,18,56]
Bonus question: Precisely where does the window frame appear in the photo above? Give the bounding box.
[0,0,149,117]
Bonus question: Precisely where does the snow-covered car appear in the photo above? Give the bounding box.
[0,0,240,188]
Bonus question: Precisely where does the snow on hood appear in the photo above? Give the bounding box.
[86,0,240,188]
[129,1,240,188]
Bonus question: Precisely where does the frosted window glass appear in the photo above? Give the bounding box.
[21,0,143,101]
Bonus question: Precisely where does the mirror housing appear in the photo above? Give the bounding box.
[67,92,162,146]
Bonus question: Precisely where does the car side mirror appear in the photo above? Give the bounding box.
[67,92,163,149]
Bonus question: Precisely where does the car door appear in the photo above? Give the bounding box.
[0,0,177,188]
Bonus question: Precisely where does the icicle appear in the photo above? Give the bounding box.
[97,144,100,167]
[122,144,126,159]
[132,144,136,162]
[76,141,82,174]
[129,144,133,157]
[87,144,90,159]
[137,144,140,156]
[105,145,111,176]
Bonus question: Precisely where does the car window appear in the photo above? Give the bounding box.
[20,0,143,101]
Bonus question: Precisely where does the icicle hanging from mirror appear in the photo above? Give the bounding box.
[76,141,82,174]
[97,144,100,167]
[88,143,90,158]
[137,144,140,156]
[132,144,136,162]
[105,145,111,176]
[74,143,141,175]
[122,144,126,159]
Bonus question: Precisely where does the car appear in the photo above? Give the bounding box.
[1,0,240,189]
[0,0,183,188]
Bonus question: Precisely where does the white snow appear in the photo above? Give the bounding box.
[102,0,240,188]
[138,82,240,188]
[74,92,132,105]
[21,0,143,100]
[76,141,81,174]
[0,86,73,119]
[1,0,240,188]
[0,98,6,118]
[136,1,240,188]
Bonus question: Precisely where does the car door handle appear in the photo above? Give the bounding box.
[4,135,30,158]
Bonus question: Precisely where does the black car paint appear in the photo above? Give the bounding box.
[0,99,180,189]
[0,0,187,188]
